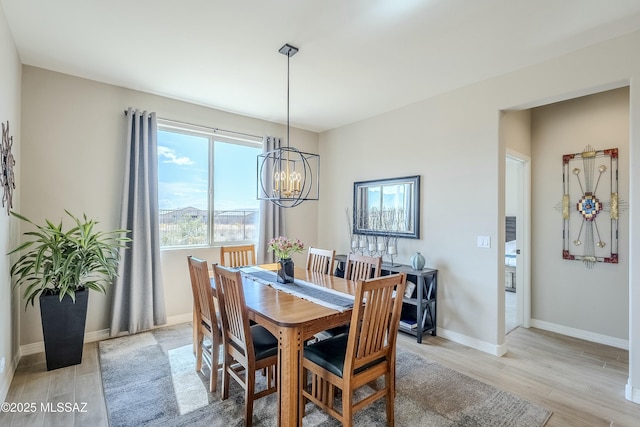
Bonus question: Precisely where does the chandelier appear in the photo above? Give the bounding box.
[257,43,320,208]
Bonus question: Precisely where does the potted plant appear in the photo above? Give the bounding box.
[8,210,129,370]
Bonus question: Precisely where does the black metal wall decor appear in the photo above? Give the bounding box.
[561,145,619,268]
[1,120,15,215]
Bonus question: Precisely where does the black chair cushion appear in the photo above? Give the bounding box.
[304,334,386,378]
[322,325,349,337]
[304,334,349,377]
[251,325,278,360]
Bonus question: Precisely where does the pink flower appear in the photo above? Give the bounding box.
[267,236,304,260]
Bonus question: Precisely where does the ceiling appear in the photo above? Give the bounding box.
[3,0,640,133]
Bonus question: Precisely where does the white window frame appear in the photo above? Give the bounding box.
[157,119,262,248]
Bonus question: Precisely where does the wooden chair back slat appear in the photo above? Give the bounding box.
[220,244,256,268]
[345,253,382,281]
[306,247,336,274]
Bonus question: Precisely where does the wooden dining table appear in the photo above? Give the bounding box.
[238,264,357,427]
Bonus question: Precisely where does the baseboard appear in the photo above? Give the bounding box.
[626,382,640,404]
[438,320,628,355]
[19,328,111,357]
[166,313,193,326]
[437,327,507,356]
[530,319,629,350]
[18,313,194,357]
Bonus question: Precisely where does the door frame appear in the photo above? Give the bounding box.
[506,149,531,329]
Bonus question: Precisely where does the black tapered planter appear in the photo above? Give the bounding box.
[39,288,89,371]
[277,258,294,283]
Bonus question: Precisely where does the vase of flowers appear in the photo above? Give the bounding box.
[268,236,304,283]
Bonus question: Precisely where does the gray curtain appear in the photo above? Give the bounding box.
[257,136,285,263]
[110,108,167,336]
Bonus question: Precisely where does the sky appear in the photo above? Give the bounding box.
[157,130,261,211]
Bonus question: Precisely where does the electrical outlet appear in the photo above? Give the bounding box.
[0,356,5,374]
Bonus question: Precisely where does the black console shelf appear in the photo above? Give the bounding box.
[335,254,438,343]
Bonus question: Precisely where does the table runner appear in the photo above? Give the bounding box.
[239,267,354,312]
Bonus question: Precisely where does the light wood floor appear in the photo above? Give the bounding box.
[400,327,640,427]
[0,341,107,427]
[2,326,639,426]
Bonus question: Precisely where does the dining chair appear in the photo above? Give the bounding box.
[317,253,383,339]
[213,264,278,427]
[344,253,382,281]
[306,246,336,274]
[187,256,222,393]
[220,244,256,267]
[300,273,407,427]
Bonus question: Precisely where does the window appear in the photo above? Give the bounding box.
[157,121,262,248]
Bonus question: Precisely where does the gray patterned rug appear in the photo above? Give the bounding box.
[98,323,551,427]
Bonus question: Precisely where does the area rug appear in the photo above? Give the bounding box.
[98,323,551,427]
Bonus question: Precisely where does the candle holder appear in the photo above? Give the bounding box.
[367,235,377,256]
[358,236,367,255]
[386,236,399,266]
[350,235,359,254]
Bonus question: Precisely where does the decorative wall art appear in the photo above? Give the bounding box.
[560,145,620,268]
[1,120,16,215]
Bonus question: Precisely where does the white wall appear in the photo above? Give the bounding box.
[503,109,532,158]
[503,109,532,218]
[0,2,21,402]
[318,30,640,401]
[18,66,319,347]
[321,88,505,350]
[505,160,518,217]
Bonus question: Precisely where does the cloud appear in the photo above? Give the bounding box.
[158,180,207,209]
[158,146,193,165]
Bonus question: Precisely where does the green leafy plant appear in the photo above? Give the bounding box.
[8,210,130,308]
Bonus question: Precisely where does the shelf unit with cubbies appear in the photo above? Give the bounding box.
[335,254,438,343]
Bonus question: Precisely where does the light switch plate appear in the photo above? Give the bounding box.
[477,236,491,248]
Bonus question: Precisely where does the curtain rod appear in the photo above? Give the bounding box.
[123,110,262,140]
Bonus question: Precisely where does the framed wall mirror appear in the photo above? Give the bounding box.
[353,175,420,239]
